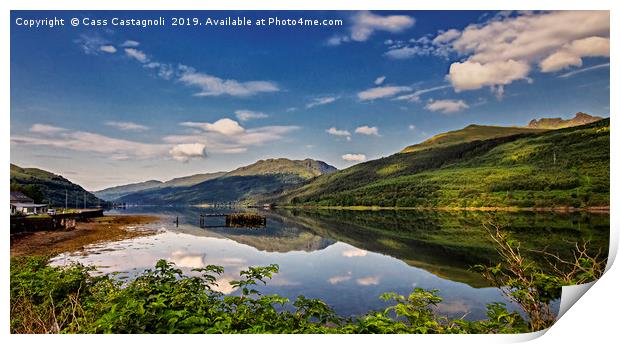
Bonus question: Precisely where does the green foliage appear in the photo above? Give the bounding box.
[14,234,601,335]
[11,164,106,207]
[11,256,534,334]
[281,119,609,209]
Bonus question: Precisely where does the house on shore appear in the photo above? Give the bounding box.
[10,191,48,215]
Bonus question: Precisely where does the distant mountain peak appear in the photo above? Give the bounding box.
[528,112,602,129]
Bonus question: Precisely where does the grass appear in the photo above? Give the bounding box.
[280,119,609,209]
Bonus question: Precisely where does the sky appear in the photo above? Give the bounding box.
[10,10,610,190]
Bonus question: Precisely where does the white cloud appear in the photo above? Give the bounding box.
[328,11,414,45]
[30,124,67,134]
[234,110,269,122]
[181,118,245,136]
[374,76,386,85]
[425,99,469,113]
[120,40,140,47]
[178,68,279,97]
[326,127,351,137]
[342,153,366,162]
[357,85,412,101]
[167,120,299,154]
[169,143,207,162]
[433,29,461,44]
[558,62,610,78]
[408,124,416,130]
[124,48,149,63]
[384,46,424,59]
[350,11,415,42]
[75,34,107,55]
[306,96,338,109]
[444,11,609,91]
[328,274,352,285]
[342,248,368,257]
[105,121,149,131]
[448,59,531,92]
[394,85,451,102]
[13,124,169,160]
[356,276,380,286]
[539,36,610,72]
[99,45,117,53]
[80,40,279,98]
[355,126,379,136]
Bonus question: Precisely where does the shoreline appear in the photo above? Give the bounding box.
[10,214,160,258]
[275,205,610,214]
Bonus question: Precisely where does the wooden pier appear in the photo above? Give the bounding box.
[199,213,266,229]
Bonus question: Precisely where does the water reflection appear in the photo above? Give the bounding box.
[50,206,608,320]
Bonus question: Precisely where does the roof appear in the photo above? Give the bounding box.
[11,203,48,208]
[10,191,34,203]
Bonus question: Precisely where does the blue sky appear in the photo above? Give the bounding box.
[10,10,610,190]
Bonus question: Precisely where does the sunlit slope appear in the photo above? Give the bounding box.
[10,164,105,207]
[401,125,545,153]
[279,119,609,208]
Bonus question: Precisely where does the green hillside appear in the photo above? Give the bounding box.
[10,164,105,208]
[116,158,337,205]
[94,172,226,201]
[279,119,609,209]
[401,124,545,153]
[94,180,163,201]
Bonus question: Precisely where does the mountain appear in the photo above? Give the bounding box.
[401,125,544,153]
[224,158,337,179]
[528,112,602,129]
[278,119,609,209]
[10,164,106,208]
[94,171,226,201]
[94,180,163,201]
[163,172,226,187]
[116,158,337,205]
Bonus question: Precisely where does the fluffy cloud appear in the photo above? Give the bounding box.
[445,11,609,91]
[447,60,531,92]
[432,29,461,44]
[120,40,140,47]
[181,118,245,136]
[306,96,338,109]
[350,11,415,42]
[105,121,149,131]
[124,48,149,63]
[99,45,117,53]
[167,119,299,154]
[357,86,412,101]
[374,76,386,85]
[355,126,379,136]
[234,110,269,122]
[328,11,414,45]
[178,68,279,97]
[169,143,207,162]
[539,36,610,72]
[342,153,366,162]
[326,127,351,137]
[425,99,469,113]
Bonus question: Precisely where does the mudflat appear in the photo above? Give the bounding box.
[10,215,160,257]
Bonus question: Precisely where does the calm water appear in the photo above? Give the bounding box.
[50,206,609,320]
